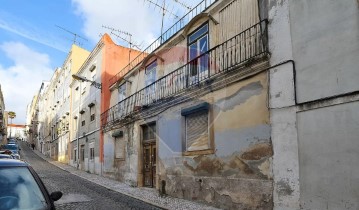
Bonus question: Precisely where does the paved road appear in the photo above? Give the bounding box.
[19,142,162,210]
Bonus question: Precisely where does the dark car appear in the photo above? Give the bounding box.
[1,144,21,159]
[0,159,62,210]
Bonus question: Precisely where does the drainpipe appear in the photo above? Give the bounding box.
[77,82,81,169]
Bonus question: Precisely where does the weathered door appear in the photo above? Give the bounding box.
[143,142,156,187]
[80,145,85,170]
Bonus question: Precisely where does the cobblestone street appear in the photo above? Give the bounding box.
[19,142,162,210]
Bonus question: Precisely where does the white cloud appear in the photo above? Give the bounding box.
[0,42,53,124]
[72,0,160,47]
[71,0,199,49]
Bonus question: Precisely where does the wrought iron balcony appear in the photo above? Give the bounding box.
[102,20,268,128]
[108,0,217,87]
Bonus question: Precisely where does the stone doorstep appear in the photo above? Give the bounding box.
[33,150,220,210]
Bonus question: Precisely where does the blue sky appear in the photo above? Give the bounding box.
[0,0,198,124]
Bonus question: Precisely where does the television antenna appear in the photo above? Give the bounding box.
[102,25,142,67]
[172,0,191,10]
[55,25,88,46]
[144,0,179,42]
[144,0,191,42]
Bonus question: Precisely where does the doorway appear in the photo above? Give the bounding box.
[80,145,85,170]
[142,123,156,187]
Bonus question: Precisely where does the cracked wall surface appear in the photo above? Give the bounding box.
[157,72,273,209]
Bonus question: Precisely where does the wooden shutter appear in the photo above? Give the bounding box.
[186,111,209,151]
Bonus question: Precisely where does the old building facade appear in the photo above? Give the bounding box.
[101,0,271,209]
[69,34,141,174]
[28,45,90,160]
[26,0,359,209]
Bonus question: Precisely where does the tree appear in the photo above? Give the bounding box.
[8,111,16,124]
[8,111,16,138]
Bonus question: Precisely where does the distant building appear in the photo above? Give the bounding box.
[7,124,26,140]
[28,45,90,160]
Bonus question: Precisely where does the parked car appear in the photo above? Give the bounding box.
[0,159,62,210]
[0,154,14,159]
[0,144,21,159]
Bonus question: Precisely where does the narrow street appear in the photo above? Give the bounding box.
[19,142,162,210]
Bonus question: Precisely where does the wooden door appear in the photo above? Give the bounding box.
[143,142,156,187]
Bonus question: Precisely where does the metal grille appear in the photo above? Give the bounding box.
[108,0,217,87]
[186,111,209,151]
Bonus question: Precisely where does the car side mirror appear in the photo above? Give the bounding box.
[50,191,63,201]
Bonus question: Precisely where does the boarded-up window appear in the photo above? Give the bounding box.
[185,111,209,151]
[115,137,126,159]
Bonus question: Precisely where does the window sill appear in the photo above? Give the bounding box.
[183,149,214,156]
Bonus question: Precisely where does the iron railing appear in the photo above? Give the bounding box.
[102,20,268,127]
[108,0,217,87]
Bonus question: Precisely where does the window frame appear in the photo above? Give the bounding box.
[89,105,95,122]
[181,103,214,156]
[144,60,157,103]
[187,22,210,83]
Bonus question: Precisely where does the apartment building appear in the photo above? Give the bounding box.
[29,45,90,160]
[69,34,141,174]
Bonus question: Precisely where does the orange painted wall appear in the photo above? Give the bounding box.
[100,34,142,162]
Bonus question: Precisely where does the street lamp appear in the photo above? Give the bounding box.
[72,74,102,90]
[72,74,102,169]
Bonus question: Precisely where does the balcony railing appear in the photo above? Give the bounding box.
[102,20,268,128]
[108,0,217,87]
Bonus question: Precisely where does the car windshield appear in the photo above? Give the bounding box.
[2,145,18,150]
[0,167,48,210]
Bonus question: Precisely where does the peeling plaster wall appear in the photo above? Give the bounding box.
[103,123,140,186]
[268,0,300,209]
[157,72,273,209]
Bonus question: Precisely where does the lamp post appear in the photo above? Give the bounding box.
[72,74,101,170]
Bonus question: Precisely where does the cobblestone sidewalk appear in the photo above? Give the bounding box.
[32,150,221,210]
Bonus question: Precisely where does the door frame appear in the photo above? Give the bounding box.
[138,121,157,188]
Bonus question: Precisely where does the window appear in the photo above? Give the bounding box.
[81,145,85,161]
[74,149,77,161]
[115,136,126,159]
[118,83,126,102]
[145,61,157,104]
[188,23,209,84]
[90,147,95,160]
[185,111,209,152]
[75,86,79,101]
[142,123,156,141]
[90,105,95,122]
[81,120,85,126]
[73,117,78,132]
[0,167,47,209]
